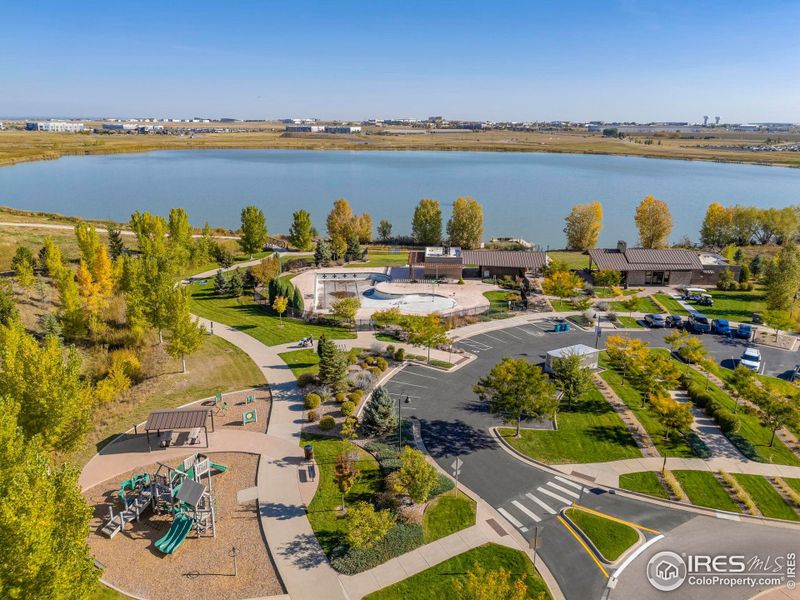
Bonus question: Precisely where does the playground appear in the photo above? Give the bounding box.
[85,452,283,599]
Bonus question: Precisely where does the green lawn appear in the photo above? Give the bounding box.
[617,316,643,328]
[598,357,697,457]
[594,287,639,298]
[672,471,740,512]
[671,288,766,323]
[653,293,690,316]
[422,491,477,543]
[498,387,641,464]
[302,434,383,557]
[363,543,552,600]
[565,508,639,562]
[550,299,576,312]
[786,479,800,494]
[733,475,799,521]
[483,290,513,313]
[609,296,663,314]
[619,472,669,499]
[344,252,408,268]
[90,585,125,600]
[181,249,275,279]
[548,250,589,270]
[279,347,364,378]
[189,281,355,346]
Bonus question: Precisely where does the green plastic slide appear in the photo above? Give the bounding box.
[155,513,193,554]
[209,461,227,473]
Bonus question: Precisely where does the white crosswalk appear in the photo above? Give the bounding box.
[496,478,588,534]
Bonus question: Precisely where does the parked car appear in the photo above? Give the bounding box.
[740,347,762,372]
[698,294,714,307]
[644,313,666,328]
[712,319,731,335]
[735,323,753,340]
[688,313,712,334]
[666,315,683,329]
[752,312,764,325]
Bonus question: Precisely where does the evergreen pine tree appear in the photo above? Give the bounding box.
[318,335,347,392]
[214,269,227,296]
[292,285,304,311]
[226,268,244,297]
[360,387,398,437]
[107,226,126,259]
[314,239,332,267]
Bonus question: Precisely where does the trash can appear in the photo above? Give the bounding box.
[304,444,314,461]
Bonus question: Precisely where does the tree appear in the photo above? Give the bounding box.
[650,393,693,440]
[634,195,672,248]
[74,222,101,267]
[764,310,795,341]
[272,295,288,325]
[318,335,348,392]
[130,211,169,258]
[314,239,332,266]
[593,270,621,287]
[564,201,603,250]
[542,270,583,301]
[251,253,281,286]
[215,243,235,268]
[331,296,360,328]
[452,562,527,600]
[620,295,639,316]
[412,198,443,245]
[700,202,733,248]
[12,246,35,274]
[605,335,649,380]
[107,225,126,259]
[473,357,557,437]
[360,386,398,437]
[550,352,593,410]
[93,244,114,298]
[392,446,439,503]
[447,196,483,249]
[345,501,396,549]
[167,207,194,264]
[288,209,314,251]
[346,233,362,260]
[333,452,360,511]
[239,205,268,259]
[354,213,372,243]
[765,246,800,312]
[14,257,35,289]
[753,390,799,447]
[0,397,99,599]
[331,236,348,261]
[327,198,355,242]
[165,287,205,373]
[406,314,450,362]
[0,281,18,326]
[213,269,228,296]
[378,219,392,242]
[226,268,244,298]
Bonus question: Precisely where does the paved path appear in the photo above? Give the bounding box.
[670,389,744,459]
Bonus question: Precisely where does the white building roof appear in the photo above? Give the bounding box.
[546,344,598,358]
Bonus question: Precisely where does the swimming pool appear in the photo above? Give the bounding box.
[361,288,457,314]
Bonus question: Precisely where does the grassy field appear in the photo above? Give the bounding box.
[363,543,552,600]
[594,287,639,298]
[550,299,576,312]
[564,508,639,561]
[72,335,265,466]
[787,479,800,494]
[618,472,669,499]
[673,471,740,512]
[547,250,589,270]
[302,434,383,557]
[279,347,363,379]
[609,296,663,314]
[422,491,477,543]
[344,252,408,268]
[483,290,514,314]
[734,475,799,521]
[189,281,355,346]
[617,316,643,328]
[684,288,767,323]
[498,387,641,464]
[653,293,690,316]
[90,585,125,600]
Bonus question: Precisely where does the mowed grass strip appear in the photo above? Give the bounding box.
[609,296,663,314]
[301,434,383,557]
[344,252,409,268]
[564,508,639,562]
[653,293,690,316]
[618,472,669,499]
[363,543,552,600]
[733,475,800,521]
[189,281,355,346]
[672,471,740,513]
[498,387,641,464]
[547,250,589,270]
[422,491,477,543]
[616,316,643,328]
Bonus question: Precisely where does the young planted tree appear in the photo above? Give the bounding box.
[272,295,289,326]
[345,501,396,549]
[107,225,126,259]
[167,207,194,265]
[392,446,439,504]
[765,245,800,312]
[331,296,361,329]
[447,196,483,249]
[754,390,799,447]
[354,213,372,243]
[406,314,450,363]
[634,195,673,248]
[473,357,557,437]
[314,239,332,267]
[251,253,281,286]
[764,310,796,341]
[213,269,228,295]
[165,287,205,373]
[411,198,443,245]
[327,198,356,241]
[74,222,101,267]
[564,201,603,250]
[239,205,268,259]
[650,393,693,440]
[452,562,527,600]
[542,270,584,302]
[333,452,360,511]
[14,257,35,289]
[359,386,398,437]
[0,281,18,326]
[226,268,244,298]
[550,352,593,410]
[288,209,314,251]
[318,335,348,393]
[378,219,392,243]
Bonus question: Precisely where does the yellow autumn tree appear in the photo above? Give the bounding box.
[92,245,114,299]
[564,201,603,250]
[634,195,672,248]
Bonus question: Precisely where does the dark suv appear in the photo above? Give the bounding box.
[688,313,711,334]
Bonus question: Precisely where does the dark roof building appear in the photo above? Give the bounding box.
[408,247,548,279]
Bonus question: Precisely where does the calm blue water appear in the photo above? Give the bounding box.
[1,149,799,247]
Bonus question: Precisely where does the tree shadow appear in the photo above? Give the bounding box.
[420,418,496,458]
[259,502,307,520]
[278,532,329,570]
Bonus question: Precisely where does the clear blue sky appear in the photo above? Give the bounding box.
[2,0,799,122]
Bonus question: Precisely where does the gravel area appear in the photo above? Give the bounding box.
[86,452,283,600]
[211,387,271,433]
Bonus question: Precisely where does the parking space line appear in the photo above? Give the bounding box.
[526,492,557,514]
[498,328,523,340]
[547,481,580,499]
[498,507,527,532]
[399,370,439,380]
[386,393,422,399]
[538,486,571,504]
[385,380,427,388]
[479,332,508,344]
[511,500,541,523]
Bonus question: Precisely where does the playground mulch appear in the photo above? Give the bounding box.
[86,452,284,600]
[210,387,271,433]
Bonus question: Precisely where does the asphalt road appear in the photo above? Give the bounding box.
[383,320,800,599]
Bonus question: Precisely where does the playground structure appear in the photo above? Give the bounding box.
[101,454,228,555]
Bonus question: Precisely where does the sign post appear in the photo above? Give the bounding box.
[450,457,463,491]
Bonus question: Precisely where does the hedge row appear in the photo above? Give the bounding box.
[330,523,424,575]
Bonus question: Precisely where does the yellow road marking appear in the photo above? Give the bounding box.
[571,504,661,534]
[557,515,609,577]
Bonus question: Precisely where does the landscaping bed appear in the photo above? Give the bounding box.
[733,474,800,521]
[672,471,740,512]
[618,472,669,499]
[422,490,477,543]
[564,508,638,562]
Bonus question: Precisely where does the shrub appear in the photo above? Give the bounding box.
[375,357,388,371]
[319,415,336,431]
[705,400,722,418]
[663,469,687,501]
[715,409,739,434]
[365,356,376,366]
[385,344,395,356]
[364,441,402,472]
[341,401,355,416]
[359,361,370,370]
[347,352,359,366]
[430,473,455,497]
[330,523,424,575]
[348,390,364,404]
[368,366,382,378]
[307,410,319,423]
[394,348,405,361]
[304,393,321,410]
[297,373,317,388]
[335,392,347,404]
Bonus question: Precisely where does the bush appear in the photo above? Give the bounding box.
[359,361,370,370]
[304,393,321,410]
[394,348,405,361]
[705,400,722,418]
[375,357,388,371]
[385,344,395,356]
[430,473,455,497]
[348,390,364,404]
[368,366,382,378]
[297,373,317,388]
[341,401,355,416]
[365,356,376,366]
[685,432,712,458]
[307,410,319,423]
[319,415,336,431]
[330,523,424,575]
[715,409,739,434]
[335,392,347,404]
[364,441,402,472]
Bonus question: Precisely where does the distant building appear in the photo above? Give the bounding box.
[324,126,362,134]
[408,247,548,280]
[285,125,325,133]
[26,121,85,132]
[102,123,138,131]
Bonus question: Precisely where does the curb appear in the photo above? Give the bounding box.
[559,506,645,567]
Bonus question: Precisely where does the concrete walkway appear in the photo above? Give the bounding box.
[670,389,744,459]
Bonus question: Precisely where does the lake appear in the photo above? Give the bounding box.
[1,149,799,248]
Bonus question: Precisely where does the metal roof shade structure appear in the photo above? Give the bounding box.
[143,408,214,451]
